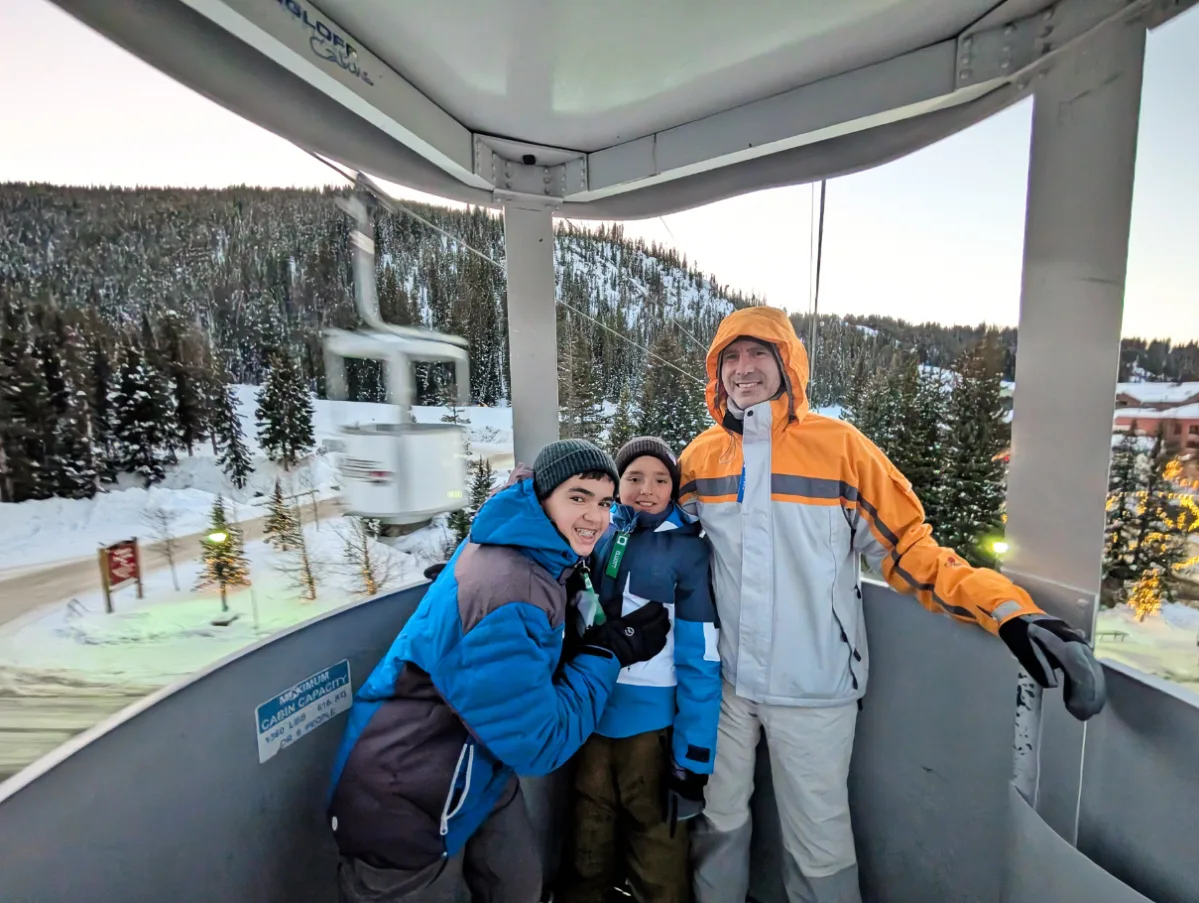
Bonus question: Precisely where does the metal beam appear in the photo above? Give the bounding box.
[581,41,985,200]
[176,0,488,189]
[502,202,560,467]
[1003,15,1147,844]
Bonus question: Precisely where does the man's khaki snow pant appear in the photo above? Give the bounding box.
[336,779,542,903]
[558,728,690,903]
[692,682,863,903]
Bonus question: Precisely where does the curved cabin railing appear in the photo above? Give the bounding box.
[0,582,1195,903]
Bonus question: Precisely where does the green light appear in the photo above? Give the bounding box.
[207,531,228,544]
[992,540,1010,555]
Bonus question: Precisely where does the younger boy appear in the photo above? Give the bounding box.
[327,439,672,903]
[559,437,722,903]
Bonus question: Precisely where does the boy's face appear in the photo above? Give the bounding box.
[619,455,672,516]
[542,474,616,556]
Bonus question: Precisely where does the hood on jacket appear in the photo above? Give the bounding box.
[705,306,811,427]
[469,478,582,578]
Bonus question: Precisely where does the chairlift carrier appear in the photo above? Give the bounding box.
[323,184,471,525]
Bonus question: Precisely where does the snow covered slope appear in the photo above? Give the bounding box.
[0,387,513,571]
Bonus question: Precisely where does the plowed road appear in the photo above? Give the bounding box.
[0,497,344,628]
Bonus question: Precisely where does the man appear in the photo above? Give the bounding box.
[328,439,671,903]
[678,306,1105,903]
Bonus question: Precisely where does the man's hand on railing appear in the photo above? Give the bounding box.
[999,613,1107,721]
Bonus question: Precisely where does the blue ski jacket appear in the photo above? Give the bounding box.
[591,502,722,774]
[326,478,622,871]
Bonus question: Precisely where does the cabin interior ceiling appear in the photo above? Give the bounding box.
[315,0,1014,151]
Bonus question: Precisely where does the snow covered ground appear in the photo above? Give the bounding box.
[1095,600,1199,694]
[0,520,439,690]
[0,386,513,572]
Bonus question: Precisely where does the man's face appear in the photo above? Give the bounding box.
[619,455,673,516]
[542,474,616,556]
[721,338,782,409]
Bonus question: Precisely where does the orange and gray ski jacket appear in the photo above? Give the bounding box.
[678,306,1041,707]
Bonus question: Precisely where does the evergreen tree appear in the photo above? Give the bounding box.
[938,338,1008,569]
[256,350,315,470]
[212,380,253,490]
[263,479,301,551]
[109,339,175,487]
[86,330,118,484]
[1103,426,1142,600]
[159,312,210,456]
[467,457,496,520]
[439,381,473,456]
[639,331,707,453]
[607,384,638,457]
[849,365,903,458]
[889,360,949,536]
[558,319,609,444]
[0,315,54,502]
[195,495,251,611]
[39,309,97,499]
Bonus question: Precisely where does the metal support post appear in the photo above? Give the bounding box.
[502,201,560,467]
[1003,18,1147,843]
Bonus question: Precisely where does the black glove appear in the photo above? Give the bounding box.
[423,562,447,582]
[998,613,1107,721]
[581,601,670,668]
[664,763,707,837]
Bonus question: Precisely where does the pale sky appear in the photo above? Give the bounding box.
[3,0,1197,342]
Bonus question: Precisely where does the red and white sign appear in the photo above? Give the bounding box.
[106,540,140,589]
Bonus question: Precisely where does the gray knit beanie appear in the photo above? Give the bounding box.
[615,436,680,500]
[532,439,619,500]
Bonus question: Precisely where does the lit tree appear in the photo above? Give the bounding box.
[1126,569,1164,622]
[195,495,250,611]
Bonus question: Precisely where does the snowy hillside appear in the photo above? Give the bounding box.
[0,386,513,571]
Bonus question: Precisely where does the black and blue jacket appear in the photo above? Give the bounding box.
[591,501,722,774]
[326,479,622,871]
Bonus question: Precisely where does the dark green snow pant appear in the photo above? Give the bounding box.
[557,728,690,903]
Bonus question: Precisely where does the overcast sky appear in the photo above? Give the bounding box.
[3,1,1197,342]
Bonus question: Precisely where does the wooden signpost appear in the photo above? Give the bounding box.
[98,537,144,614]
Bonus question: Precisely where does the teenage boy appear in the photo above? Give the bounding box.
[559,437,722,903]
[327,439,673,903]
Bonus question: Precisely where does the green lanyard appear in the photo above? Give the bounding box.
[604,532,631,579]
[578,566,605,627]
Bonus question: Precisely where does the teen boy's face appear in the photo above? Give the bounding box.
[619,455,672,516]
[543,475,615,556]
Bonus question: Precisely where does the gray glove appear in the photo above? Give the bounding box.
[998,613,1107,721]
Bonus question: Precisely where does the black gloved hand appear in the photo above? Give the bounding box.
[998,613,1107,721]
[663,763,707,837]
[581,601,670,668]
[423,562,447,582]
